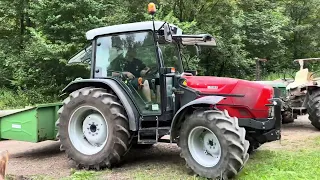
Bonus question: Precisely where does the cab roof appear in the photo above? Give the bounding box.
[85,21,183,40]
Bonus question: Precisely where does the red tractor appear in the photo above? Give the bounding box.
[57,3,282,179]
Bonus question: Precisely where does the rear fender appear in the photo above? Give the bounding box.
[170,96,225,142]
[62,78,139,131]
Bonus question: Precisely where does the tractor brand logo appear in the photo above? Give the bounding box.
[207,86,218,89]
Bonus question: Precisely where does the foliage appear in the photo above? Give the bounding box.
[0,0,319,107]
[0,88,60,109]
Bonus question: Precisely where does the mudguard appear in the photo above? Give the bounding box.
[62,78,139,131]
[170,96,225,142]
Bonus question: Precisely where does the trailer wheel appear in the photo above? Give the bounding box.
[307,88,320,130]
[56,87,130,170]
[178,109,249,179]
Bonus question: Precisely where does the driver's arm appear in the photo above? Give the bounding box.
[111,72,120,76]
[111,72,125,77]
[140,67,150,76]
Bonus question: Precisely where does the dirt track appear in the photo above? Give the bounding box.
[1,115,319,179]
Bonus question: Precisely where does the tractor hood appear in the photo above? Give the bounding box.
[183,76,274,118]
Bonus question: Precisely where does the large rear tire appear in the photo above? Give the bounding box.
[56,87,130,170]
[307,88,320,130]
[178,109,249,179]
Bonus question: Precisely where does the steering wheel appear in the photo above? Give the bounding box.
[144,66,158,76]
[109,70,133,82]
[310,70,320,78]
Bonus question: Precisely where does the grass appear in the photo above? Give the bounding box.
[62,170,103,180]
[237,149,320,180]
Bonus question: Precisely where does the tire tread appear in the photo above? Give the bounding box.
[56,87,130,170]
[307,88,320,130]
[179,109,249,179]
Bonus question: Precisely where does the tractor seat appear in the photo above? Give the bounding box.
[286,68,309,90]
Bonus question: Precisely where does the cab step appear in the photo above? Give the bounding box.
[137,127,170,144]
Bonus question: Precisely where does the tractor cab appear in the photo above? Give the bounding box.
[68,20,217,117]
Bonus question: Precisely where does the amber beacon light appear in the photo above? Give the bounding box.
[148,2,156,15]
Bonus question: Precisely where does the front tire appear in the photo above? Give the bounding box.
[56,87,130,170]
[178,109,249,179]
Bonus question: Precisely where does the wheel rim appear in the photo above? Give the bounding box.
[188,126,222,167]
[68,106,108,155]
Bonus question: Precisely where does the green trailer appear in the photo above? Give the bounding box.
[0,103,62,142]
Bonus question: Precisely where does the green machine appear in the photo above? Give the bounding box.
[0,103,62,143]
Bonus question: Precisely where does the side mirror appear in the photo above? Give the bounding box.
[164,23,172,42]
[185,70,197,76]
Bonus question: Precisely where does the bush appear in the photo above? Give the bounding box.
[0,88,60,109]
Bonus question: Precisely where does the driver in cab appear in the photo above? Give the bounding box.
[110,47,152,103]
